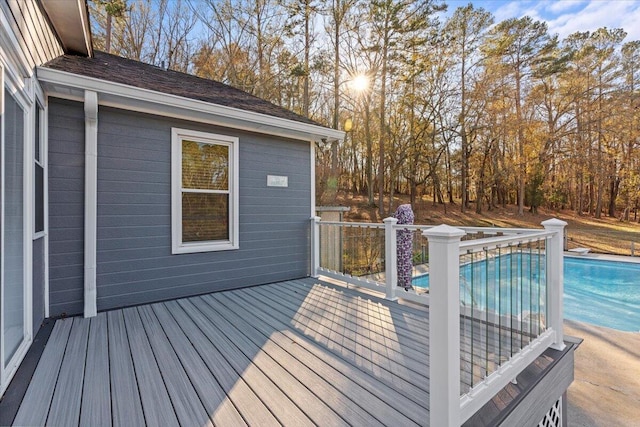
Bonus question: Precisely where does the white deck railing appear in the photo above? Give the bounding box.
[310,217,567,426]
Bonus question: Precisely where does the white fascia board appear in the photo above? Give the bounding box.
[36,67,345,143]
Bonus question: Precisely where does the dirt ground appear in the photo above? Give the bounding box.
[564,320,640,426]
[334,193,640,256]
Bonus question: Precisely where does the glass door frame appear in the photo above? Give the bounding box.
[0,58,34,397]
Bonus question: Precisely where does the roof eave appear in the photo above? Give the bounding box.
[40,0,93,56]
[37,66,344,143]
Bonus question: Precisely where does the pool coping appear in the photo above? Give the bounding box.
[564,252,640,264]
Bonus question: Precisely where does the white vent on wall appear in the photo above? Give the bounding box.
[538,398,562,427]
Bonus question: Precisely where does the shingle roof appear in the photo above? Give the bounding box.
[42,51,322,127]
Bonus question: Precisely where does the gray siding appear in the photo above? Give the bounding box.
[1,0,62,70]
[48,98,85,316]
[47,100,311,315]
[32,237,45,334]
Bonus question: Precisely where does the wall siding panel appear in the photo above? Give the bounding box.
[47,100,311,316]
[48,98,85,316]
[95,106,311,311]
[1,0,63,70]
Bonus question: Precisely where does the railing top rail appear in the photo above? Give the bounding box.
[458,226,543,234]
[391,224,434,231]
[316,220,548,240]
[317,220,386,228]
[459,230,554,253]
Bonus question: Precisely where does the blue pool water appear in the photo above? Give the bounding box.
[413,256,640,332]
[564,257,640,332]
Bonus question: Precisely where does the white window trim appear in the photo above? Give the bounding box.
[33,94,45,240]
[171,128,239,254]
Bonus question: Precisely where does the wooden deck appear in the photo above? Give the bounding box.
[9,278,564,426]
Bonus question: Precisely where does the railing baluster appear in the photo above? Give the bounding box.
[484,247,489,378]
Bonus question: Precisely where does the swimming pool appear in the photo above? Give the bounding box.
[564,257,640,332]
[412,255,640,332]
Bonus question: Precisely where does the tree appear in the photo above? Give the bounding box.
[444,3,493,213]
[483,17,555,215]
[368,0,445,214]
[90,0,128,53]
[620,41,640,221]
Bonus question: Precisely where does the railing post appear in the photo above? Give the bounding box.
[311,216,321,278]
[384,217,398,301]
[542,218,568,351]
[424,224,466,427]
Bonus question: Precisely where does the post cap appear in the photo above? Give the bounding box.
[423,224,466,238]
[383,217,399,224]
[541,218,568,229]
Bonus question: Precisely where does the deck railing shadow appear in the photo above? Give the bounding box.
[196,280,429,424]
[311,217,567,425]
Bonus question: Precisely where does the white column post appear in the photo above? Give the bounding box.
[542,218,567,351]
[424,224,466,427]
[384,217,398,301]
[311,216,321,278]
[84,90,98,318]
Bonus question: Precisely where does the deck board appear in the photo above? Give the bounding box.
[239,284,431,405]
[248,283,430,392]
[13,319,72,426]
[46,317,90,426]
[198,294,355,426]
[137,305,213,427]
[80,313,111,427]
[122,307,179,427]
[168,298,286,426]
[208,292,397,426]
[229,289,429,421]
[186,296,316,426]
[150,303,248,426]
[273,281,429,356]
[107,309,146,427]
[11,277,561,427]
[213,290,424,425]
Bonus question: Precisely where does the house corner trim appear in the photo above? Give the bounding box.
[84,90,97,318]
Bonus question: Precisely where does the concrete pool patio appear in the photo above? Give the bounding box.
[565,319,640,426]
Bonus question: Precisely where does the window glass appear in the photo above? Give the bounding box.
[182,193,229,242]
[181,140,228,190]
[34,106,40,162]
[34,104,44,234]
[4,89,25,365]
[35,163,44,233]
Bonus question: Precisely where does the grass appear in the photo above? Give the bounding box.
[330,193,640,256]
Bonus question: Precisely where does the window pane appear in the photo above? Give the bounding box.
[4,89,25,366]
[34,106,41,162]
[182,193,229,242]
[182,140,228,190]
[35,163,44,233]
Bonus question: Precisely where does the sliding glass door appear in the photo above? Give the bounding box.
[1,78,30,395]
[3,87,25,366]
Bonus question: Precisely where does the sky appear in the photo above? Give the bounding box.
[443,0,640,42]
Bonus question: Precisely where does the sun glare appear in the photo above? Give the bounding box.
[350,74,369,93]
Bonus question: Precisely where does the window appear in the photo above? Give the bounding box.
[171,128,239,254]
[34,103,44,234]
